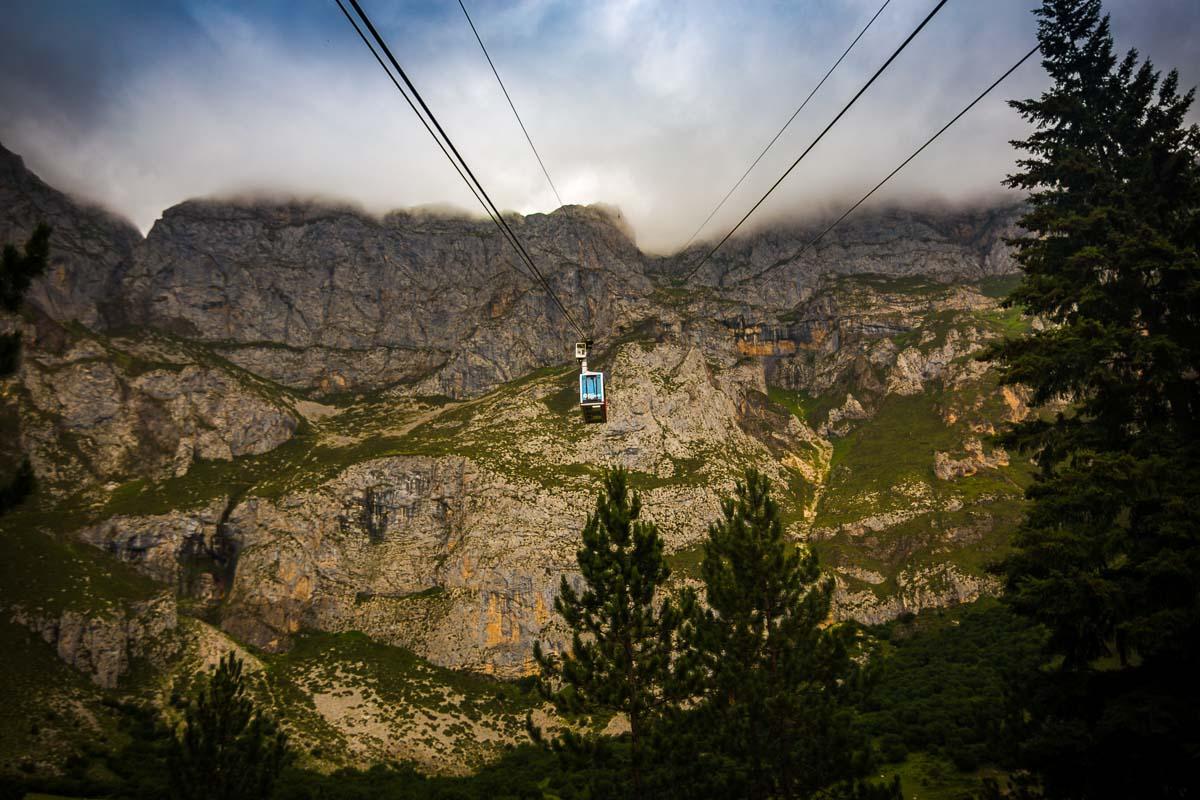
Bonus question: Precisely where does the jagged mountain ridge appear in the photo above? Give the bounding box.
[0,144,1032,775]
[0,145,141,328]
[121,198,654,397]
[118,199,1022,398]
[2,142,1021,399]
[653,202,1021,313]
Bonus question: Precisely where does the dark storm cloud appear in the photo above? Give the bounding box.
[1,0,1196,253]
[1,3,200,124]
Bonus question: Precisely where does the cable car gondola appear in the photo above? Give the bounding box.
[575,341,607,424]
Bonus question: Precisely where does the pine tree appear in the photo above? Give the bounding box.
[0,223,51,376]
[0,224,50,313]
[532,467,679,796]
[674,469,882,800]
[982,1,1200,796]
[167,652,290,800]
[0,224,49,515]
[0,461,34,515]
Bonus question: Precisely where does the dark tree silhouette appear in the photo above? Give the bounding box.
[168,652,290,800]
[983,1,1200,796]
[0,223,49,515]
[672,469,888,800]
[533,467,680,796]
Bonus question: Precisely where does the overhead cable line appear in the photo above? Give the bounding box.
[336,0,588,339]
[746,44,1040,284]
[335,0,568,326]
[678,0,892,253]
[458,0,565,209]
[333,1,500,254]
[679,0,951,284]
[341,0,586,338]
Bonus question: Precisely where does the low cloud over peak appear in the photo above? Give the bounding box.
[2,0,1196,254]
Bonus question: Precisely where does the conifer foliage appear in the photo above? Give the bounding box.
[985,0,1200,795]
[0,223,50,377]
[167,652,290,800]
[538,468,897,798]
[533,467,679,795]
[674,469,881,800]
[0,223,49,516]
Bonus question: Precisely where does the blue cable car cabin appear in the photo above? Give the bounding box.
[579,370,607,423]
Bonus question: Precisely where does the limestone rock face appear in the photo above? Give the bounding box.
[832,565,1001,625]
[214,339,814,675]
[3,140,1022,402]
[934,439,1010,480]
[765,281,997,401]
[660,204,1023,309]
[220,456,580,674]
[9,592,179,688]
[27,284,1033,678]
[77,499,232,601]
[119,201,655,397]
[0,144,142,327]
[16,325,299,490]
[596,344,754,469]
[0,141,1040,694]
[67,337,819,677]
[820,394,870,437]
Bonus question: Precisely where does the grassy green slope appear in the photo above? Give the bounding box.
[765,275,1036,598]
[0,618,117,776]
[811,390,1028,594]
[0,506,160,616]
[263,631,542,773]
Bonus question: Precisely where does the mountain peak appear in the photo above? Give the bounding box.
[0,143,142,327]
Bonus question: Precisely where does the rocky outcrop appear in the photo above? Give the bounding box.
[819,393,870,437]
[887,330,978,396]
[0,143,142,327]
[578,341,766,474]
[16,326,298,490]
[764,280,998,415]
[832,564,1002,625]
[78,498,232,602]
[218,456,580,674]
[661,204,1023,307]
[9,592,179,688]
[118,201,655,397]
[934,439,1010,480]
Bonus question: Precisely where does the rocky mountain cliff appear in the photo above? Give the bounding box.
[120,199,654,397]
[0,144,1031,775]
[0,145,142,328]
[2,142,1021,400]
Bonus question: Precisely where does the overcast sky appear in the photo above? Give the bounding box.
[2,0,1197,253]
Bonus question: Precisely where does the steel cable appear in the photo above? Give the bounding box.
[680,0,951,284]
[458,0,565,210]
[337,0,588,338]
[678,0,893,253]
[746,44,1040,284]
